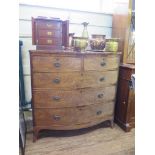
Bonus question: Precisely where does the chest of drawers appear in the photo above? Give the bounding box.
[30,51,120,141]
[32,17,69,50]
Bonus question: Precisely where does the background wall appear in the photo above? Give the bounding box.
[19,3,113,104]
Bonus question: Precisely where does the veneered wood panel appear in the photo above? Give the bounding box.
[32,56,81,72]
[82,71,118,88]
[34,102,114,126]
[32,72,82,89]
[84,56,119,71]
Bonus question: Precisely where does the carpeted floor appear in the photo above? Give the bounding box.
[24,120,135,155]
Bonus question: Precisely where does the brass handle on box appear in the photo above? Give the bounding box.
[53,115,61,121]
[100,77,105,82]
[52,96,61,101]
[47,39,52,44]
[100,62,106,66]
[53,78,60,84]
[96,110,102,115]
[47,31,53,36]
[98,94,104,98]
[54,62,61,68]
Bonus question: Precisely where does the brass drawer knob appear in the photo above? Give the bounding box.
[100,77,105,82]
[52,96,61,101]
[47,31,52,36]
[53,78,60,84]
[96,110,102,115]
[97,94,104,98]
[100,62,106,66]
[47,39,52,44]
[53,115,61,121]
[54,62,61,68]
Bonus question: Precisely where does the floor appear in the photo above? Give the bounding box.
[24,121,135,155]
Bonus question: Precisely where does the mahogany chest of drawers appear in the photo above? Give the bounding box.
[32,17,69,50]
[30,50,120,141]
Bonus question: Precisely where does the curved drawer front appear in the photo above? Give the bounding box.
[82,86,116,104]
[33,90,82,108]
[84,56,119,71]
[33,86,116,108]
[34,102,114,126]
[82,70,118,88]
[32,56,81,72]
[32,72,81,89]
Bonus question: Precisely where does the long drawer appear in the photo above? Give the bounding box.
[84,55,119,71]
[32,71,118,89]
[31,56,81,72]
[33,86,116,108]
[34,102,114,126]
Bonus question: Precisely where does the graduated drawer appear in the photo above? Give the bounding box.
[38,30,62,38]
[32,72,81,89]
[82,70,118,88]
[84,55,119,71]
[31,56,81,72]
[37,38,62,46]
[32,86,116,108]
[36,20,62,30]
[33,89,82,108]
[34,102,114,126]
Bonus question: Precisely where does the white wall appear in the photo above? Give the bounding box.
[19,4,113,103]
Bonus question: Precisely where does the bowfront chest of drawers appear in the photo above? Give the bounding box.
[30,50,120,141]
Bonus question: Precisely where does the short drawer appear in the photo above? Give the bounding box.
[82,86,116,104]
[32,72,81,89]
[31,56,81,72]
[36,20,62,30]
[33,90,82,108]
[38,30,62,38]
[82,70,118,88]
[34,102,114,126]
[37,38,62,46]
[84,55,119,71]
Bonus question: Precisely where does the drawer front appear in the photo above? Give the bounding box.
[37,38,62,46]
[34,102,114,126]
[32,72,81,89]
[36,20,62,30]
[84,56,119,71]
[33,90,82,108]
[82,70,118,88]
[38,30,62,38]
[82,86,116,104]
[32,56,81,72]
